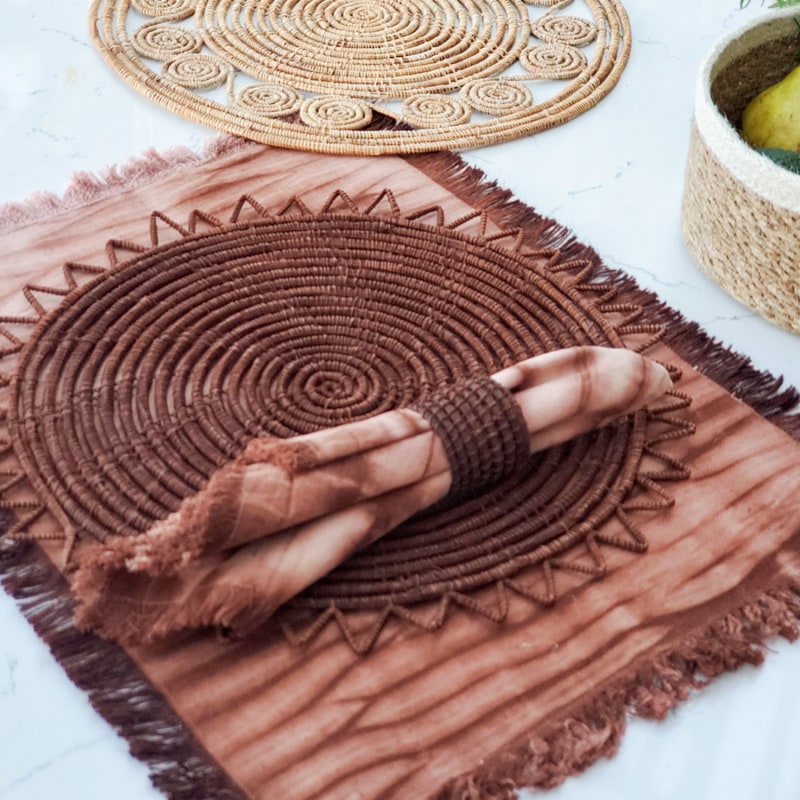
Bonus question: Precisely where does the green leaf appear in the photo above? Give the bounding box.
[756,147,800,174]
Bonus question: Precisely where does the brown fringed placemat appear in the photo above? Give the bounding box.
[89,0,630,154]
[2,140,800,800]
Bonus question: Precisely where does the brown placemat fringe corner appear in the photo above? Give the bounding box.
[0,535,247,800]
[435,580,800,799]
[0,135,252,235]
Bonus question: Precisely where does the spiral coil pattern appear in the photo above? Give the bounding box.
[299,96,373,130]
[520,43,587,80]
[234,84,302,117]
[163,53,229,89]
[531,13,598,47]
[461,80,533,115]
[11,210,646,610]
[132,24,203,61]
[131,0,196,18]
[401,94,472,127]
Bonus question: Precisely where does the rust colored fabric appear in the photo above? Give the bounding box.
[1,141,800,800]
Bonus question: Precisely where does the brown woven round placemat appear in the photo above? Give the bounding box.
[8,197,668,618]
[90,0,630,154]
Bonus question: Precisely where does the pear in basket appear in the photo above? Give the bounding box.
[742,64,800,151]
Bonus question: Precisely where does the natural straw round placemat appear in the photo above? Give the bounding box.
[681,10,800,333]
[7,192,690,649]
[89,0,630,154]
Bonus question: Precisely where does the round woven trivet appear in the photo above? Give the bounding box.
[9,206,655,617]
[90,0,630,154]
[681,10,800,334]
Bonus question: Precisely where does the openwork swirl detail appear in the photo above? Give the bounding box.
[163,53,229,89]
[131,0,196,18]
[401,94,472,127]
[91,0,631,154]
[461,80,533,115]
[132,24,203,60]
[531,13,599,47]
[520,44,587,79]
[299,96,373,130]
[234,84,302,117]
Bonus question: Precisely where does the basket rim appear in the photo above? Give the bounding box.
[695,8,800,215]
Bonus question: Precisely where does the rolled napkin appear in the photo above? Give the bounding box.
[72,346,672,644]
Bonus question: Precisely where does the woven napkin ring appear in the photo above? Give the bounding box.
[413,376,531,502]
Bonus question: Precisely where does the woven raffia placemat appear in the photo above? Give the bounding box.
[89,0,630,154]
[2,140,800,799]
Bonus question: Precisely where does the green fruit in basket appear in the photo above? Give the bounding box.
[741,64,800,150]
[756,147,800,175]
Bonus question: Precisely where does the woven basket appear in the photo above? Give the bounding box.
[681,10,800,333]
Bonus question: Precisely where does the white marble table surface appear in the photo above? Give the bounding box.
[2,1,800,798]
